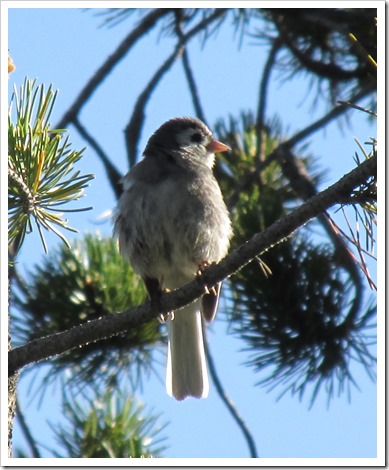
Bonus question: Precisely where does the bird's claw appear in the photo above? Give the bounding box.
[157,288,175,323]
[196,261,218,295]
[158,311,175,323]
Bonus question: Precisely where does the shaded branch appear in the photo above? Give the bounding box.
[55,9,172,130]
[273,11,372,81]
[124,45,185,169]
[8,154,376,376]
[8,167,35,214]
[205,339,258,458]
[227,85,374,209]
[124,8,228,169]
[72,117,122,199]
[255,37,281,163]
[174,10,206,123]
[278,144,364,290]
[286,85,375,148]
[15,400,41,458]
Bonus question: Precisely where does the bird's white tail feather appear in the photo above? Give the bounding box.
[166,300,209,400]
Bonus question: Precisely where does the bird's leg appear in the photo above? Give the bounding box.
[143,277,175,323]
[158,288,175,323]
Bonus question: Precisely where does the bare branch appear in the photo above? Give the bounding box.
[227,85,374,209]
[8,155,376,376]
[124,45,185,168]
[286,86,375,148]
[255,37,282,163]
[15,400,41,458]
[205,339,259,458]
[55,9,172,130]
[72,117,122,199]
[174,11,206,123]
[124,8,229,168]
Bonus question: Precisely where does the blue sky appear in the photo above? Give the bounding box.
[4,4,382,463]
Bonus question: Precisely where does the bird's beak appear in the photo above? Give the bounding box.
[207,139,230,154]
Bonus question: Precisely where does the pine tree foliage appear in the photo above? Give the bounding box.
[214,113,376,405]
[15,390,167,458]
[8,79,94,255]
[12,235,163,390]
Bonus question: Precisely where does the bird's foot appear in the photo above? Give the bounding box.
[196,261,218,295]
[157,288,175,323]
[158,311,175,323]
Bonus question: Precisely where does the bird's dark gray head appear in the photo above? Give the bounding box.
[144,117,229,168]
[146,117,211,151]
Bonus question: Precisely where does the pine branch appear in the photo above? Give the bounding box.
[174,10,207,123]
[255,37,282,163]
[286,86,375,148]
[8,155,376,376]
[55,9,172,130]
[206,340,258,458]
[124,8,228,168]
[124,45,185,169]
[15,400,41,458]
[72,117,122,199]
[8,167,35,214]
[227,85,374,209]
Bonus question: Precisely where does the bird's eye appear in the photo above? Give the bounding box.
[191,132,203,143]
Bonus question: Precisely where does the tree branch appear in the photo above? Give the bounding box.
[255,37,281,163]
[124,8,228,168]
[55,9,172,130]
[273,11,372,81]
[124,45,185,169]
[205,339,258,458]
[8,167,35,214]
[286,85,375,148]
[227,85,374,209]
[174,10,207,123]
[15,400,41,458]
[72,117,122,199]
[8,155,376,376]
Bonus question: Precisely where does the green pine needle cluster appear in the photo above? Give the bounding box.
[8,78,94,254]
[12,234,163,390]
[48,391,168,458]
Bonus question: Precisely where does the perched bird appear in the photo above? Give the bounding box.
[114,117,232,400]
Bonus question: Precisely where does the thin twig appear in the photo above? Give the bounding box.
[255,37,281,163]
[227,85,374,209]
[8,167,35,214]
[286,86,374,148]
[8,154,376,376]
[124,45,185,168]
[55,9,172,130]
[337,100,377,117]
[205,339,258,458]
[72,117,122,199]
[124,9,228,168]
[15,400,41,458]
[328,210,377,290]
[174,11,206,123]
[181,50,206,123]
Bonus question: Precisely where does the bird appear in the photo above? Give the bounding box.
[114,117,232,400]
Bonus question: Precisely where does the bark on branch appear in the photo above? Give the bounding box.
[8,155,376,376]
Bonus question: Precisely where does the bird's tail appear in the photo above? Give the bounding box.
[166,299,209,400]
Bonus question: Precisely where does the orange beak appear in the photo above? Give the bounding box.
[207,138,230,154]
